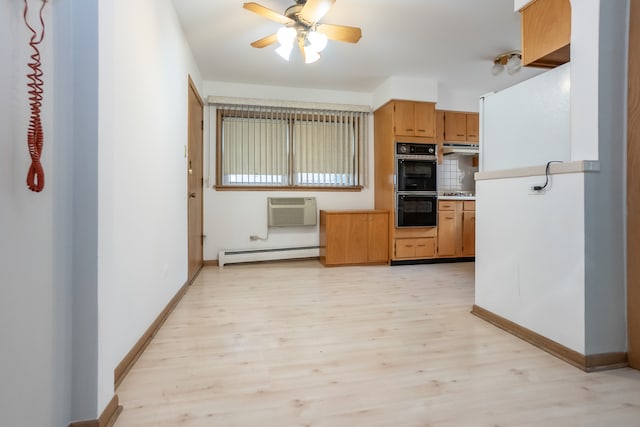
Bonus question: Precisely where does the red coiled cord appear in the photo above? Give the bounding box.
[23,0,47,192]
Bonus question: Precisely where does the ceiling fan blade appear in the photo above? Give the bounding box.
[250,33,278,48]
[299,0,335,24]
[243,2,294,25]
[316,23,362,43]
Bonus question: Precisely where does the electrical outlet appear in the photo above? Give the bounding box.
[529,185,545,195]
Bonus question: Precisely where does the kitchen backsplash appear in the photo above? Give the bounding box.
[438,155,478,192]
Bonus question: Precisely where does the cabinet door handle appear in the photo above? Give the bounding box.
[457,134,465,137]
[406,128,414,132]
[417,129,426,132]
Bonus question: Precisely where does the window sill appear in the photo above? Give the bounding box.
[214,185,363,192]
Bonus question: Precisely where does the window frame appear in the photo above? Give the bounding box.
[215,106,366,191]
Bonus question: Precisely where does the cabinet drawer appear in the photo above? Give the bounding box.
[415,238,436,257]
[463,201,476,211]
[439,201,456,211]
[395,239,417,259]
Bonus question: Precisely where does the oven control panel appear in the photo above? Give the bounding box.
[396,143,436,156]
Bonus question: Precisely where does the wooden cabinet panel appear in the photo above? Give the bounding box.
[368,212,390,263]
[395,239,417,259]
[466,113,479,143]
[320,210,389,266]
[461,211,476,257]
[394,101,416,137]
[521,0,571,68]
[444,111,467,142]
[414,102,435,138]
[435,110,445,164]
[437,211,457,257]
[436,200,476,258]
[395,237,436,259]
[393,101,435,138]
[415,238,436,258]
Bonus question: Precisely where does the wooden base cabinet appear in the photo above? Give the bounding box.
[437,200,476,258]
[319,210,389,266]
[395,238,436,259]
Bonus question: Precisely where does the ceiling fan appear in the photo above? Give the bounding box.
[243,0,362,64]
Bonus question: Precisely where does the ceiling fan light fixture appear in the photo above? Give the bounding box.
[306,30,327,53]
[277,26,297,46]
[275,44,293,61]
[303,47,321,64]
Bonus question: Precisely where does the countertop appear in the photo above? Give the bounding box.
[438,195,476,201]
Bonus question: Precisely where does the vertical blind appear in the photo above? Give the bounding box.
[217,103,367,188]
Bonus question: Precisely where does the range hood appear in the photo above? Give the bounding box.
[442,143,479,156]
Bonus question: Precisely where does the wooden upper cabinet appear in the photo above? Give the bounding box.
[414,102,436,138]
[444,111,467,142]
[393,101,435,138]
[520,0,571,68]
[435,110,445,163]
[466,113,479,143]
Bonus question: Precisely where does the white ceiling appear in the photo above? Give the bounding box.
[172,0,545,95]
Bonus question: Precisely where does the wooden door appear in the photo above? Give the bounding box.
[437,211,457,257]
[466,113,480,143]
[394,101,416,136]
[628,0,640,369]
[187,77,203,282]
[367,212,389,263]
[414,102,435,138]
[444,111,467,142]
[461,211,476,256]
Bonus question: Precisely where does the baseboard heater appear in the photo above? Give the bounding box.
[218,246,320,267]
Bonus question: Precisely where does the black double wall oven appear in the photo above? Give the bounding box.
[395,143,437,228]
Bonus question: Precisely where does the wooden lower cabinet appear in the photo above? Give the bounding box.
[320,210,389,266]
[437,200,476,258]
[461,209,476,257]
[395,237,436,259]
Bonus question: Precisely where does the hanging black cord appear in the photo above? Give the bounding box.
[533,161,563,191]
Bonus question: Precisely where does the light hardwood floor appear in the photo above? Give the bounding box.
[115,260,640,426]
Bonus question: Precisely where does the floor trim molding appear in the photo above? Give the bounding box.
[114,265,202,389]
[471,305,628,372]
[69,394,122,427]
[203,259,219,266]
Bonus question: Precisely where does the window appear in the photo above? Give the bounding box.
[216,103,368,189]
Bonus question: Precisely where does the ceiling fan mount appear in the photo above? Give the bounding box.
[243,1,362,63]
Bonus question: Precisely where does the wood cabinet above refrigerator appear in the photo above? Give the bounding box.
[520,0,571,68]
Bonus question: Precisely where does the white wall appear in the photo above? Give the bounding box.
[97,0,202,414]
[481,63,571,171]
[570,0,601,160]
[582,0,628,354]
[478,0,629,356]
[372,76,439,110]
[0,1,74,425]
[436,87,482,112]
[202,81,374,260]
[475,173,587,352]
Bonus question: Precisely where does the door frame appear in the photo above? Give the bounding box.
[628,0,639,368]
[187,75,204,282]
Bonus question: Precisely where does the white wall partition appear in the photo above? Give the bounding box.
[477,0,629,357]
[475,171,587,353]
[97,0,202,415]
[0,1,75,425]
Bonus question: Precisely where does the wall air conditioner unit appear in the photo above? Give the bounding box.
[267,197,317,227]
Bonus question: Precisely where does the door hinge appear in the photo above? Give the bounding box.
[201,120,204,130]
